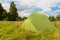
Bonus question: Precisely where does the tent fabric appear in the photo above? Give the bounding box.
[21,12,57,32]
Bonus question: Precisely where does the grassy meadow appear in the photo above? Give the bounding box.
[0,0,60,40]
[0,13,60,40]
[0,21,60,40]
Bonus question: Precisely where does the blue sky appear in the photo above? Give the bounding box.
[0,0,60,17]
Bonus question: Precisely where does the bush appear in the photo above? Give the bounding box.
[48,16,56,21]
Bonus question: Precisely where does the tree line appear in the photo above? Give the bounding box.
[48,14,60,21]
[0,2,27,21]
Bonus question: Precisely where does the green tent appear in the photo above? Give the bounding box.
[21,12,57,32]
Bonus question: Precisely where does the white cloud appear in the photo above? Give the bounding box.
[58,6,60,8]
[52,10,60,16]
[42,8,52,12]
[18,11,31,17]
[18,0,60,9]
[17,0,60,17]
[2,3,10,12]
[1,0,60,10]
[0,0,60,17]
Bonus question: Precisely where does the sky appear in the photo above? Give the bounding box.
[0,0,60,17]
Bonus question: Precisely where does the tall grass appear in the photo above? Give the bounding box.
[0,21,60,40]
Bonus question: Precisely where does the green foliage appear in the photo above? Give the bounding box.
[0,3,7,20]
[16,17,23,21]
[16,17,27,21]
[0,2,27,21]
[8,2,18,21]
[48,16,56,21]
[56,14,60,21]
[23,17,27,20]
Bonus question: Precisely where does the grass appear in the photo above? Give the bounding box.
[0,13,60,40]
[53,21,60,29]
[0,21,60,40]
[0,21,23,40]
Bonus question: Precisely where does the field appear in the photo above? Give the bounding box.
[0,13,60,40]
[0,21,23,40]
[0,21,60,40]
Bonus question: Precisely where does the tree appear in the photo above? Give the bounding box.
[8,2,18,21]
[56,14,60,21]
[23,17,27,20]
[0,3,7,20]
[16,17,22,21]
[48,16,55,21]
